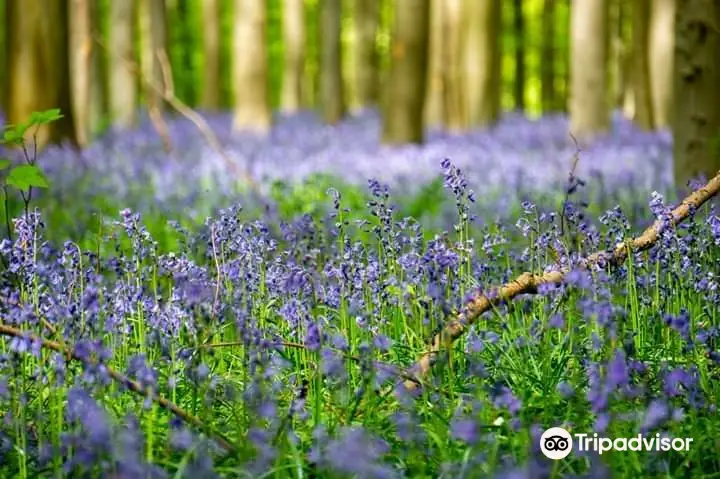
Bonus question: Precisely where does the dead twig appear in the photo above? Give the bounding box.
[0,323,237,453]
[92,33,259,195]
[403,170,720,391]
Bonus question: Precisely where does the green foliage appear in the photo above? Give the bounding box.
[5,164,49,191]
[270,173,367,219]
[0,109,61,238]
[399,176,446,219]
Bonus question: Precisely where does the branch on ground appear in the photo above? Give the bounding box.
[403,170,720,391]
[0,323,237,454]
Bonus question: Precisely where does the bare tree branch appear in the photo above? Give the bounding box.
[93,33,260,194]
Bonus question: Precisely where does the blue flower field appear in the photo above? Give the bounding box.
[0,111,719,478]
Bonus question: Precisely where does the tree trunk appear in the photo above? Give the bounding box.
[320,0,344,124]
[4,0,76,146]
[139,0,168,112]
[513,0,525,112]
[69,0,92,146]
[672,0,720,189]
[174,0,196,106]
[423,0,444,128]
[631,0,655,129]
[232,0,271,133]
[540,0,556,113]
[353,0,379,111]
[0,0,6,103]
[109,0,137,127]
[569,0,610,141]
[281,0,305,113]
[442,0,465,132]
[610,0,626,110]
[462,0,501,127]
[381,0,430,144]
[89,0,109,136]
[201,0,221,110]
[649,0,675,128]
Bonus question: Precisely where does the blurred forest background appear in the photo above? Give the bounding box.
[0,0,718,189]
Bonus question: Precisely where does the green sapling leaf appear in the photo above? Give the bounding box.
[0,158,11,171]
[6,164,50,190]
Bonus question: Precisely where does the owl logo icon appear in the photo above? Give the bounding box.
[540,427,573,460]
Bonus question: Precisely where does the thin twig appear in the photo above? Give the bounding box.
[403,170,720,391]
[0,323,237,453]
[92,33,259,194]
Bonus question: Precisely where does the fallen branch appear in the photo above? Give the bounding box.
[403,171,720,391]
[0,323,237,453]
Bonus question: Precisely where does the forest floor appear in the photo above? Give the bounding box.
[0,111,718,478]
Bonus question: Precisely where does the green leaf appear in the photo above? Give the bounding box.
[0,158,10,171]
[29,109,63,126]
[6,164,49,190]
[2,128,24,145]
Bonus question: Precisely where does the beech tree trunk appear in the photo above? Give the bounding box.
[631,0,655,129]
[672,0,720,189]
[513,0,525,112]
[232,0,271,133]
[423,0,444,128]
[69,0,92,146]
[541,0,556,113]
[139,0,168,112]
[443,0,465,132]
[320,0,345,124]
[569,0,610,141]
[381,0,430,144]
[649,0,675,128]
[610,0,627,110]
[462,0,501,127]
[281,0,305,113]
[200,0,221,110]
[89,0,108,136]
[0,1,4,101]
[4,0,76,146]
[353,0,379,111]
[109,0,137,127]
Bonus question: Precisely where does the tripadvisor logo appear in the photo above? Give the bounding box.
[540,427,694,460]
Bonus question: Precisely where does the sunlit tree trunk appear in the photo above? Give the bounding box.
[109,0,137,127]
[672,0,720,189]
[381,0,429,144]
[423,0,444,128]
[69,0,92,146]
[649,0,675,128]
[201,0,221,109]
[232,0,271,133]
[320,0,345,123]
[353,0,379,111]
[513,0,525,112]
[4,0,76,146]
[569,0,609,141]
[281,0,305,113]
[541,0,556,113]
[443,0,465,132]
[139,0,168,112]
[631,0,654,129]
[462,0,501,127]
